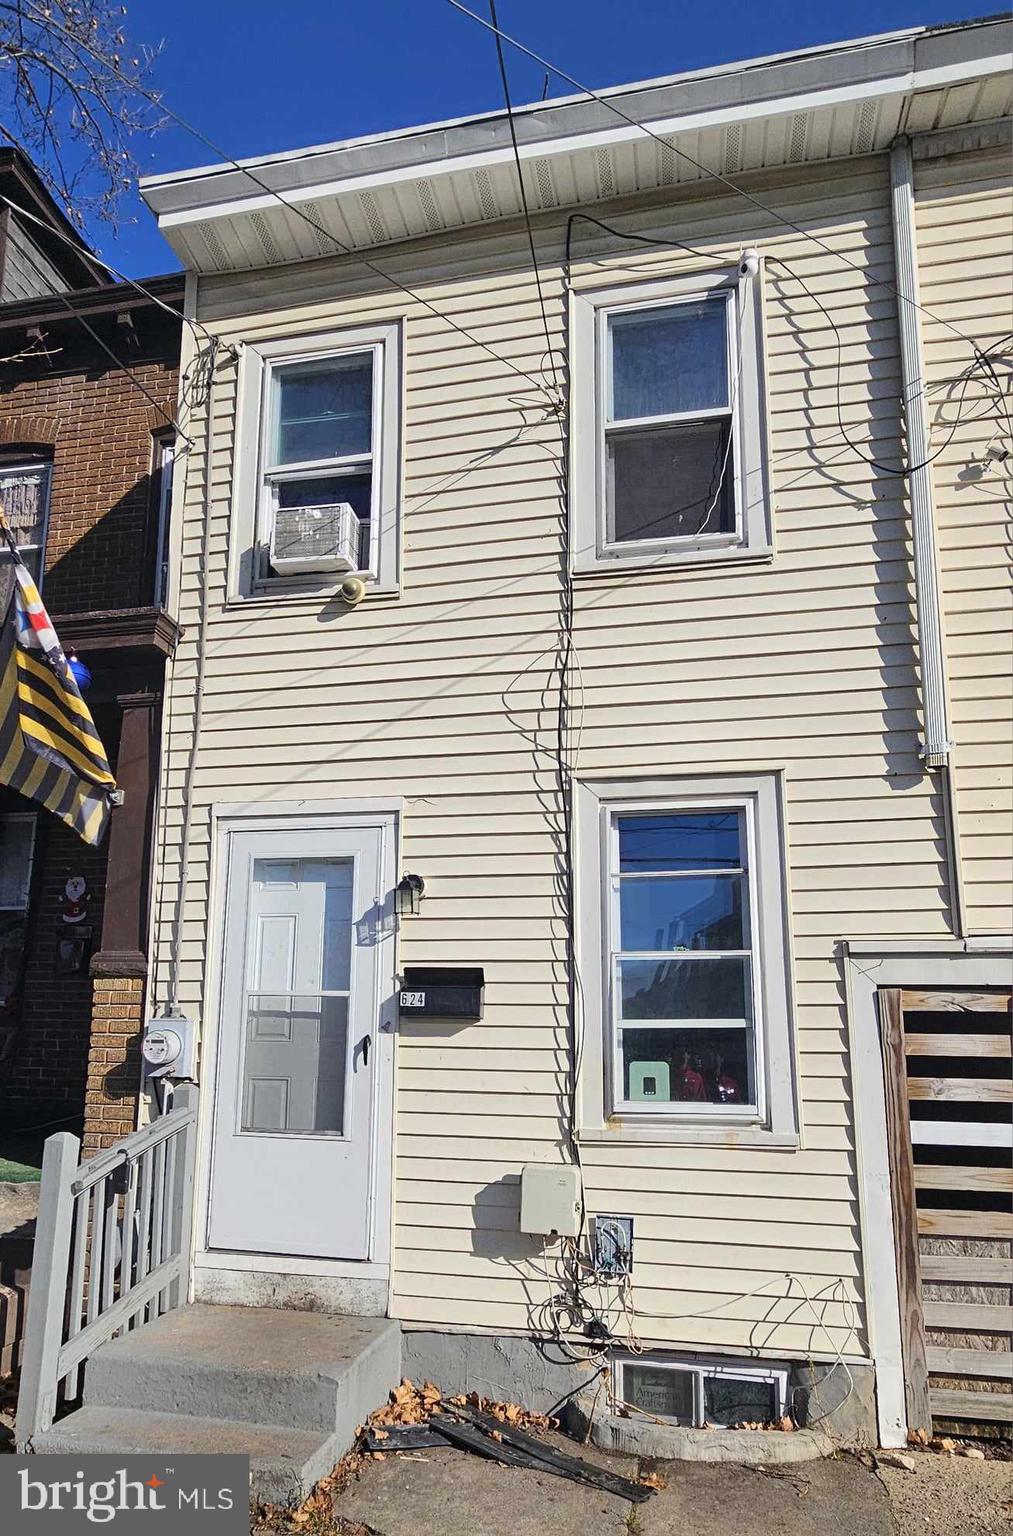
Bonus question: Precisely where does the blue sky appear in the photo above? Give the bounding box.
[101,0,991,276]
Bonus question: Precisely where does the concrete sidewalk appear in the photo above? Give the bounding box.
[318,1435,1011,1536]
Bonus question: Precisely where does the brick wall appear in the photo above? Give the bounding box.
[0,335,178,1139]
[83,976,146,1155]
[0,350,177,613]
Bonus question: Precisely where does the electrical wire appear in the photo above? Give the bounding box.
[445,0,997,372]
[0,212,194,442]
[17,0,557,407]
[488,0,560,400]
[0,189,225,359]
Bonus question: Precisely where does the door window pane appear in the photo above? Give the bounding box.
[272,354,373,465]
[619,957,749,1020]
[621,1025,753,1105]
[619,875,745,952]
[242,994,348,1134]
[608,300,728,420]
[606,419,733,544]
[622,1364,695,1422]
[618,813,742,873]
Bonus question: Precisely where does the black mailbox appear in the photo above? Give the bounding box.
[399,967,484,1020]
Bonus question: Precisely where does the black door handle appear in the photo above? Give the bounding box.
[359,1034,370,1067]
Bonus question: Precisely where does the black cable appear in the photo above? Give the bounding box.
[565,210,713,271]
[768,254,990,478]
[447,0,997,368]
[488,0,560,399]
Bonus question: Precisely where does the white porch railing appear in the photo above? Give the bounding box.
[15,1084,197,1449]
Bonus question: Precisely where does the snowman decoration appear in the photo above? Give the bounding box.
[61,875,88,925]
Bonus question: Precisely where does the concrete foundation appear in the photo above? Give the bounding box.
[402,1329,879,1448]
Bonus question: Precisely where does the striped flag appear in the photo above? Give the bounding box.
[0,532,116,846]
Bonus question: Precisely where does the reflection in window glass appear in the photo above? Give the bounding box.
[608,301,728,421]
[272,355,373,466]
[622,1364,695,1423]
[618,813,741,873]
[242,994,348,1135]
[612,806,757,1111]
[619,875,745,951]
[703,1375,778,1426]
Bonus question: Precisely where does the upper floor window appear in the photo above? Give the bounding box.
[231,322,401,600]
[0,459,52,585]
[575,773,797,1145]
[569,269,770,573]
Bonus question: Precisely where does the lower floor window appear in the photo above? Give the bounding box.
[616,1354,788,1427]
[576,774,797,1141]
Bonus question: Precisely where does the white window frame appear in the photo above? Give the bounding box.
[152,431,175,608]
[613,1353,788,1428]
[574,773,798,1146]
[569,267,771,574]
[0,459,52,588]
[230,322,402,601]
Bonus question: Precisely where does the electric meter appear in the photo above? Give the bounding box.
[141,1012,197,1080]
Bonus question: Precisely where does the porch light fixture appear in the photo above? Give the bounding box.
[395,873,425,917]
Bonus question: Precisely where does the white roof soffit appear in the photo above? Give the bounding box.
[141,17,1013,274]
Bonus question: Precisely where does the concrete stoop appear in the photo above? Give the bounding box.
[32,1303,402,1504]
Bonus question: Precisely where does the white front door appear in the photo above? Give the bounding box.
[208,824,386,1260]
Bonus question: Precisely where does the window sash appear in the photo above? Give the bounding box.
[596,289,741,555]
[615,1356,787,1427]
[0,460,52,586]
[605,800,765,1118]
[258,342,384,581]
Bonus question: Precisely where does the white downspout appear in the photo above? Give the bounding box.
[890,137,952,768]
[889,137,966,937]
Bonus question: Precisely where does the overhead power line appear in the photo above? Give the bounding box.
[487,0,560,398]
[18,0,557,406]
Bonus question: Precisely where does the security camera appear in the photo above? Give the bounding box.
[739,248,760,278]
[339,575,367,606]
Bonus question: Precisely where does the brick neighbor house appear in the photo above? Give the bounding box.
[0,149,182,1157]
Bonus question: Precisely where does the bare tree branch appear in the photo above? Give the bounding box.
[0,1,163,229]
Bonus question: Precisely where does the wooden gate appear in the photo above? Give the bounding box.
[880,986,1012,1435]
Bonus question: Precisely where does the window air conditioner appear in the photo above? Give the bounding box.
[270,502,361,576]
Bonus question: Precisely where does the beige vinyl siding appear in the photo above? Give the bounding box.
[914,144,1013,934]
[154,152,968,1359]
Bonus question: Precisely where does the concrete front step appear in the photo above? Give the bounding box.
[84,1304,401,1436]
[31,1304,402,1503]
[33,1406,335,1506]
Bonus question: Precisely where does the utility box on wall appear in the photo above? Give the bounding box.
[398,967,484,1021]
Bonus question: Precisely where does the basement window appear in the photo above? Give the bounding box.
[614,1354,788,1428]
[569,268,770,572]
[231,322,401,600]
